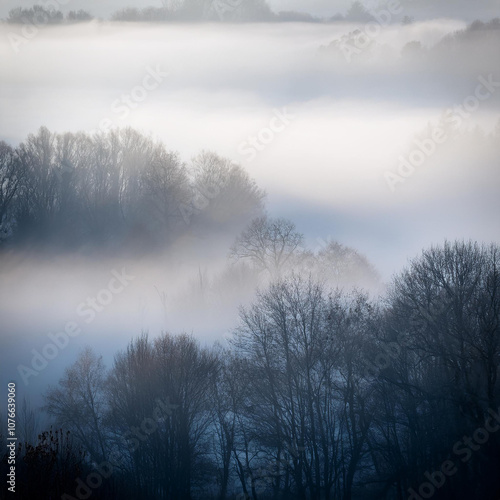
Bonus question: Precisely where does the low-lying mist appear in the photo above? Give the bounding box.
[1,5,500,497]
[1,12,499,418]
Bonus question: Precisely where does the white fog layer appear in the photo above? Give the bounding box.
[0,6,499,496]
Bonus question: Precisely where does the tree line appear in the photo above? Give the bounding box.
[3,1,274,24]
[2,1,409,25]
[4,6,94,24]
[1,240,499,499]
[0,127,265,251]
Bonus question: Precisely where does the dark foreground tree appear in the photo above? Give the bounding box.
[368,241,500,499]
[0,141,23,240]
[23,240,500,499]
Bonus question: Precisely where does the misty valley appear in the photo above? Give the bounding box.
[1,1,500,499]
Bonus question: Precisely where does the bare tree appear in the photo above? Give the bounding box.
[184,151,265,230]
[17,398,41,446]
[372,240,500,499]
[0,141,23,240]
[141,145,190,238]
[44,347,108,462]
[230,216,303,277]
[106,332,218,500]
[314,241,380,290]
[231,275,376,499]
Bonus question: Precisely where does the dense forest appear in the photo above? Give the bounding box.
[0,127,265,252]
[1,241,499,499]
[8,0,495,25]
[0,1,406,24]
[1,0,499,496]
[1,129,499,500]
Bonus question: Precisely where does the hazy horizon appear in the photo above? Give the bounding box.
[1,18,499,279]
[1,0,499,21]
[1,1,500,497]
